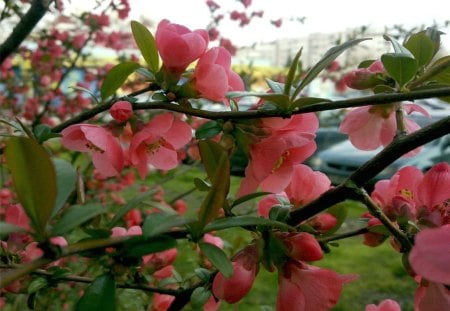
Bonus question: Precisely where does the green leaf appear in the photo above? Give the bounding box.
[197,141,230,227]
[198,242,233,278]
[319,201,349,236]
[191,287,212,309]
[68,86,100,105]
[368,225,391,235]
[194,178,211,191]
[290,97,331,109]
[293,38,370,98]
[383,34,414,56]
[404,31,435,68]
[381,53,418,87]
[230,192,271,209]
[266,79,285,94]
[195,121,222,139]
[101,61,141,100]
[131,20,159,72]
[203,215,293,232]
[142,213,194,238]
[52,159,77,217]
[33,124,60,143]
[123,235,177,257]
[5,137,57,236]
[425,56,450,85]
[284,48,303,95]
[51,203,105,236]
[27,277,48,294]
[76,274,116,311]
[0,222,26,236]
[108,191,155,228]
[227,91,289,108]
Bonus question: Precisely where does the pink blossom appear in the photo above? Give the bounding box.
[371,166,423,220]
[212,244,259,304]
[129,113,192,178]
[339,103,430,153]
[61,124,124,177]
[155,19,209,75]
[365,299,401,311]
[414,280,450,311]
[204,295,221,311]
[153,265,173,279]
[21,242,44,263]
[143,248,178,271]
[151,293,175,311]
[110,100,133,122]
[191,47,244,102]
[277,261,356,311]
[285,164,331,207]
[5,204,30,230]
[203,233,224,249]
[343,60,385,90]
[309,213,338,233]
[409,225,450,284]
[238,114,318,196]
[417,162,450,212]
[276,232,323,262]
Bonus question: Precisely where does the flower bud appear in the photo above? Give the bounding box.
[212,244,259,303]
[110,101,133,123]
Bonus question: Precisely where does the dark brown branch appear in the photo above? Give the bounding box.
[51,87,450,133]
[0,0,50,64]
[288,115,450,225]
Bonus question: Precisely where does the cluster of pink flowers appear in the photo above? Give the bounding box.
[155,19,244,103]
[367,162,450,310]
[238,114,319,196]
[61,108,192,178]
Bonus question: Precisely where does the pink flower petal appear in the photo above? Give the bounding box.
[409,225,450,284]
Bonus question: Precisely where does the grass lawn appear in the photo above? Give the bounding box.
[158,165,417,311]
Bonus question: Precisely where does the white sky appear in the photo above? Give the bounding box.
[128,0,450,47]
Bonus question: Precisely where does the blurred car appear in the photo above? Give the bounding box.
[316,135,449,186]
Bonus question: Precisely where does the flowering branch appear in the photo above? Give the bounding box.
[353,188,412,252]
[51,86,450,133]
[288,115,450,225]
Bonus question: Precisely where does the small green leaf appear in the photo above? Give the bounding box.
[33,124,60,143]
[27,277,48,294]
[404,31,435,67]
[131,20,159,72]
[383,34,414,56]
[194,178,211,191]
[191,287,212,309]
[293,38,370,98]
[0,222,26,236]
[101,61,141,100]
[230,192,272,209]
[197,141,230,227]
[124,235,177,257]
[381,53,418,87]
[368,225,391,235]
[194,268,211,282]
[5,137,57,236]
[291,97,330,109]
[195,121,222,139]
[284,48,303,95]
[51,203,105,236]
[76,274,116,311]
[68,86,100,104]
[425,56,450,85]
[227,91,289,108]
[52,159,77,217]
[142,213,194,238]
[203,215,293,232]
[198,242,233,278]
[266,79,285,94]
[268,205,290,222]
